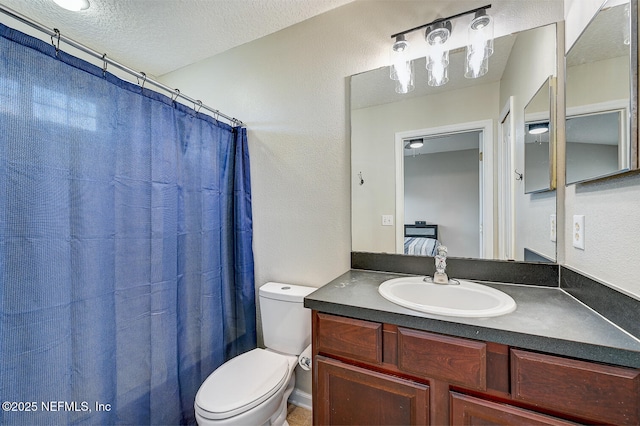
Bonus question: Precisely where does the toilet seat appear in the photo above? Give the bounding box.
[195,348,289,421]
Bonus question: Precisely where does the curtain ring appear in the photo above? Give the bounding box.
[170,89,180,105]
[51,28,61,57]
[137,72,147,90]
[101,53,108,77]
[214,110,220,121]
[195,100,202,113]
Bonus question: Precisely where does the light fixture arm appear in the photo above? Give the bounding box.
[390,4,491,40]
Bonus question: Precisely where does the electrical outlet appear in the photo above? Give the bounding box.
[550,214,556,242]
[572,215,585,250]
[382,215,394,226]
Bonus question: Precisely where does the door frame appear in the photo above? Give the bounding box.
[498,97,516,260]
[394,119,494,258]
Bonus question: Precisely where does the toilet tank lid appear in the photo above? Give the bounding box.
[259,282,317,303]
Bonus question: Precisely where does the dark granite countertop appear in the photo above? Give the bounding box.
[304,269,640,369]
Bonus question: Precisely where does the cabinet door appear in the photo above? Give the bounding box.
[450,392,578,426]
[316,356,429,425]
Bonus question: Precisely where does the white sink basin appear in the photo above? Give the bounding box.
[378,276,516,318]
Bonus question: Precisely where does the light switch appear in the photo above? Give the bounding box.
[550,214,556,242]
[382,215,394,226]
[572,215,585,250]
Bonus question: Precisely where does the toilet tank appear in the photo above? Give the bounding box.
[259,282,316,355]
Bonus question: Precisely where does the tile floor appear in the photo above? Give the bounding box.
[286,403,312,426]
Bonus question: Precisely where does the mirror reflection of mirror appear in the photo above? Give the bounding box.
[351,23,557,262]
[565,0,636,184]
[524,77,554,194]
[566,110,625,183]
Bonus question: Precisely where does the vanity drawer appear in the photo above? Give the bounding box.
[397,328,487,390]
[315,313,382,365]
[511,349,640,425]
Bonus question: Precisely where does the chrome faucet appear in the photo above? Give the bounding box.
[422,245,459,285]
[433,245,449,284]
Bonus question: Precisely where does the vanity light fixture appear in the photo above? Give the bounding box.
[53,0,90,11]
[425,21,452,87]
[465,9,494,79]
[389,4,492,91]
[390,35,415,93]
[528,122,549,135]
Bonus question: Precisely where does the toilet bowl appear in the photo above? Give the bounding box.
[194,348,297,426]
[194,282,316,426]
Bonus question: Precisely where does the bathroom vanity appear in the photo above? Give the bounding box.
[305,269,640,425]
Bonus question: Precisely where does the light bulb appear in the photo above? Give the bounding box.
[390,35,409,81]
[53,0,90,11]
[425,21,451,86]
[390,35,414,93]
[427,61,448,87]
[465,10,493,79]
[395,60,415,93]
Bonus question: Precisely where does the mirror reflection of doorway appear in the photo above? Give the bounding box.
[395,120,493,259]
[402,130,482,259]
[498,98,516,261]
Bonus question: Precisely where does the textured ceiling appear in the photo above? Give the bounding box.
[0,0,355,77]
[566,2,630,66]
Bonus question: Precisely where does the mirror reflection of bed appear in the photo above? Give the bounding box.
[404,222,439,256]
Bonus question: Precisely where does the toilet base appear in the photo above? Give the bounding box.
[271,370,296,426]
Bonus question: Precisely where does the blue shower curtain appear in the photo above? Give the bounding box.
[0,23,256,425]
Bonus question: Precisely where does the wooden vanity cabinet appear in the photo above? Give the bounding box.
[312,311,640,425]
[450,392,578,425]
[316,357,430,425]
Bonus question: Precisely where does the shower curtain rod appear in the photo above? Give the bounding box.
[0,4,244,127]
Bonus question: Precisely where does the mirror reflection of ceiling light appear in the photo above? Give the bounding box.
[389,5,493,91]
[406,139,424,149]
[528,122,549,134]
[53,0,90,11]
[624,3,631,45]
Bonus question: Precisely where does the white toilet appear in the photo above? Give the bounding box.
[194,282,316,426]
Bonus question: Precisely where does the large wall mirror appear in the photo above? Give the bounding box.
[565,0,638,184]
[351,23,557,262]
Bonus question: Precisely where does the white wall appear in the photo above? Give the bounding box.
[566,56,630,108]
[160,0,565,396]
